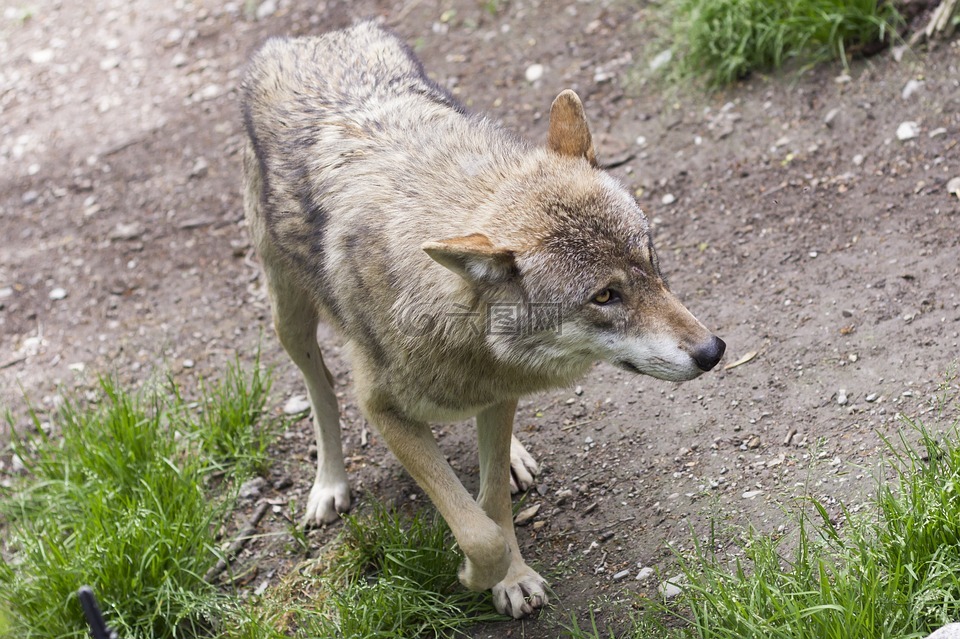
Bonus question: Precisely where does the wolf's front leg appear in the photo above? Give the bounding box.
[478,401,549,618]
[359,391,512,591]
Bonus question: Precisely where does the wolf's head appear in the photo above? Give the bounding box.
[422,90,724,384]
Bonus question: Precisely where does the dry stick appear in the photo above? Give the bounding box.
[910,0,960,45]
[204,501,270,583]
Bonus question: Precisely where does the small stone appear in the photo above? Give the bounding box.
[68,362,85,373]
[513,503,540,526]
[0,287,12,299]
[49,287,67,301]
[837,389,848,406]
[853,154,864,166]
[901,79,924,100]
[929,128,947,138]
[613,569,631,581]
[865,393,879,403]
[742,489,763,499]
[565,397,576,405]
[636,566,655,581]
[834,73,852,84]
[555,488,574,505]
[896,121,920,141]
[283,395,311,415]
[189,157,209,179]
[172,52,189,67]
[635,135,647,147]
[947,177,960,198]
[239,476,266,499]
[648,49,672,71]
[658,575,684,599]
[182,359,195,369]
[925,623,960,639]
[255,0,277,20]
[746,435,761,449]
[99,56,120,71]
[109,222,143,241]
[524,64,544,83]
[661,193,676,205]
[824,107,840,128]
[574,385,583,396]
[22,190,39,205]
[29,49,54,64]
[198,84,222,101]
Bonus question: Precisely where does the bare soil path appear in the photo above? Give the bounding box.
[2,1,959,636]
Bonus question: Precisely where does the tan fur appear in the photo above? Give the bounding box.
[241,21,724,619]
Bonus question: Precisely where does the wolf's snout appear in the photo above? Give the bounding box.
[692,336,726,372]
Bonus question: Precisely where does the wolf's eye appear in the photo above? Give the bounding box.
[591,289,620,305]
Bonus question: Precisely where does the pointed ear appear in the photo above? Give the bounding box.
[547,89,598,167]
[422,233,517,284]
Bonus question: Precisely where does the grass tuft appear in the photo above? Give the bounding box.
[666,0,904,87]
[0,358,275,639]
[570,403,960,639]
[269,501,506,638]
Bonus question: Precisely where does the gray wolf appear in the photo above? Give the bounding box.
[241,21,724,618]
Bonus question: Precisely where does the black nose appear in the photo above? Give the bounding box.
[692,336,726,372]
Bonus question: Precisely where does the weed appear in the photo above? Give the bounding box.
[0,361,272,639]
[665,0,904,87]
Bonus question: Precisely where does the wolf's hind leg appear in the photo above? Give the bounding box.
[267,271,351,526]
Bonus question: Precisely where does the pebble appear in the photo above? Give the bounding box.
[824,107,840,128]
[109,222,144,241]
[901,79,924,100]
[99,56,120,71]
[524,64,544,83]
[742,489,763,499]
[658,575,684,599]
[930,128,947,138]
[648,49,672,71]
[947,177,960,198]
[661,193,676,205]
[239,476,266,499]
[925,623,960,639]
[283,395,311,415]
[513,503,540,526]
[49,287,67,301]
[865,393,879,403]
[746,435,760,449]
[255,0,277,19]
[29,49,54,64]
[636,566,655,581]
[172,52,189,68]
[896,121,920,141]
[0,286,13,299]
[853,154,864,166]
[613,569,631,581]
[182,359,195,369]
[574,385,583,396]
[189,157,209,179]
[837,389,848,406]
[22,190,39,205]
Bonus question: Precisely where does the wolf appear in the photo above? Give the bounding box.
[241,21,725,618]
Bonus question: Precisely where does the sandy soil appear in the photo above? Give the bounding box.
[2,0,959,635]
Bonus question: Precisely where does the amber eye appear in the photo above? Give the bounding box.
[591,289,620,305]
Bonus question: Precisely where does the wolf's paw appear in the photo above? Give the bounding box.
[492,564,549,619]
[301,479,351,527]
[510,435,540,493]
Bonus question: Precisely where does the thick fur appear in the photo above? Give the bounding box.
[241,21,724,619]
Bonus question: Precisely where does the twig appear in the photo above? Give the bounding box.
[204,501,270,582]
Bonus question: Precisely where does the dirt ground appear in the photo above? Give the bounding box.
[2,0,959,636]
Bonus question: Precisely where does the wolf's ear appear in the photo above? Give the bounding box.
[422,233,517,284]
[547,89,598,167]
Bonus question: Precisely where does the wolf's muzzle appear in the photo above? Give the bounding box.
[692,336,726,372]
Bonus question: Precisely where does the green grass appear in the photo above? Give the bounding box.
[0,358,274,639]
[665,0,904,87]
[569,408,960,638]
[267,500,506,638]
